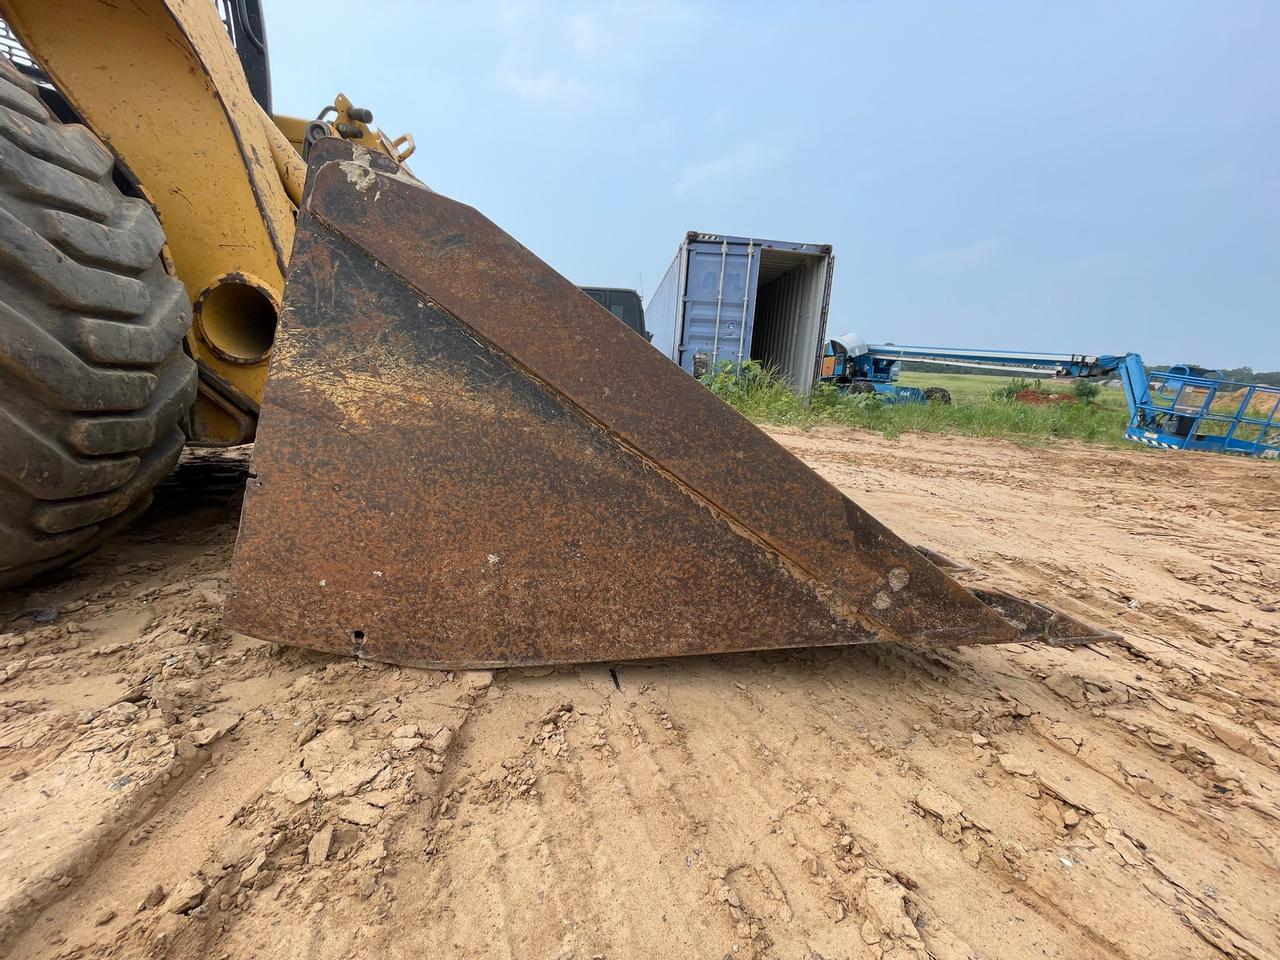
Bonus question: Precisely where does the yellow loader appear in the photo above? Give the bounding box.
[0,1,1111,666]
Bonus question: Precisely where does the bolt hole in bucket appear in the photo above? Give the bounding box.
[194,275,280,364]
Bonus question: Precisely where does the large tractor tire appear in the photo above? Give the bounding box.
[0,60,195,589]
[923,386,952,405]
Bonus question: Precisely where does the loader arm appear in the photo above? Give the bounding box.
[0,0,407,445]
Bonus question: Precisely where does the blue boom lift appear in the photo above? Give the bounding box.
[820,335,1280,458]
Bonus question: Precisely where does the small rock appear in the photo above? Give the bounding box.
[391,723,420,739]
[1039,801,1065,831]
[240,851,268,885]
[267,768,317,805]
[189,727,221,747]
[860,919,881,945]
[998,753,1035,777]
[429,727,454,753]
[94,909,117,926]
[352,839,387,868]
[308,824,335,865]
[915,785,963,821]
[293,716,319,747]
[461,671,493,698]
[863,876,918,941]
[166,877,207,914]
[1104,829,1145,867]
[214,829,257,867]
[190,710,242,743]
[540,703,574,724]
[2,659,28,682]
[138,884,166,912]
[338,800,384,826]
[314,759,385,798]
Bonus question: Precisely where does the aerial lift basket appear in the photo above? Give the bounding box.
[224,142,1115,668]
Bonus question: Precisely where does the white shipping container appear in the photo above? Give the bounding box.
[646,232,834,395]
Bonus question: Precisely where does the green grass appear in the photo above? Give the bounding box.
[896,371,1129,413]
[702,363,1133,446]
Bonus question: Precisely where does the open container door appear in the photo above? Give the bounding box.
[748,243,834,393]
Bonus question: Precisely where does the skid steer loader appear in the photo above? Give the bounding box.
[0,1,1114,667]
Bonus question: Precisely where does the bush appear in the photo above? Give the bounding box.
[990,377,1037,401]
[699,361,885,428]
[1072,380,1101,403]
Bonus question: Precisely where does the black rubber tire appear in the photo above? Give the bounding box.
[0,60,196,589]
[848,380,877,394]
[923,387,952,405]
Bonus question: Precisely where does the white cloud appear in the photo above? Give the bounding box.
[495,66,601,106]
[675,143,777,196]
[918,238,1004,272]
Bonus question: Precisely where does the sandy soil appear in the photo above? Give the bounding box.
[1,429,1277,960]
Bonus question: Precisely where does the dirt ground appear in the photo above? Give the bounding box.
[1,428,1277,960]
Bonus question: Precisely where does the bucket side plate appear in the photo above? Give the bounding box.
[225,146,1034,667]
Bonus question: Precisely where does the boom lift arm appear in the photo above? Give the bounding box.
[822,337,1279,458]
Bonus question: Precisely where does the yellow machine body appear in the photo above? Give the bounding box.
[0,0,407,446]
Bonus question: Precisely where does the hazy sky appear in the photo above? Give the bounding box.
[269,1,1278,370]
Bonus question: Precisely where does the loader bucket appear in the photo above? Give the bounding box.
[224,140,1115,668]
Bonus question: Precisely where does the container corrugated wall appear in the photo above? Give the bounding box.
[645,247,684,361]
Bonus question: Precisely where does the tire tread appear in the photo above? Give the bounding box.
[0,58,195,587]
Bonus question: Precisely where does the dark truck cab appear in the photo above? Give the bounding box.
[581,287,650,341]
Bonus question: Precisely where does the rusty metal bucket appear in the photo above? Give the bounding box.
[223,141,1116,668]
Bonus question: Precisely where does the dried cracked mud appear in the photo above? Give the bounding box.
[1,429,1277,960]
